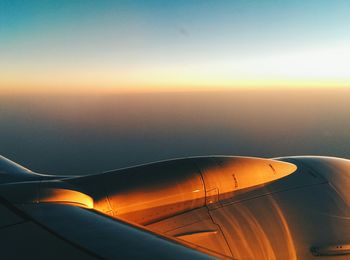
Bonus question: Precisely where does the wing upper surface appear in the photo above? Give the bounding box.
[0,197,98,259]
[0,197,213,259]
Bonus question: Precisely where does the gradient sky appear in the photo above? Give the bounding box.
[1,0,350,93]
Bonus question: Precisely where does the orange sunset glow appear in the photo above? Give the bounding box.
[1,1,350,95]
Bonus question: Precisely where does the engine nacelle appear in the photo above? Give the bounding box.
[70,157,297,224]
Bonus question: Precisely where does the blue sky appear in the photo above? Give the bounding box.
[1,0,350,93]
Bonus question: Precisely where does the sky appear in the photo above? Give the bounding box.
[1,1,350,173]
[1,0,350,93]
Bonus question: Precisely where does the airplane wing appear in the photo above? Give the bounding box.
[0,196,213,259]
[1,155,350,259]
[0,155,296,259]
